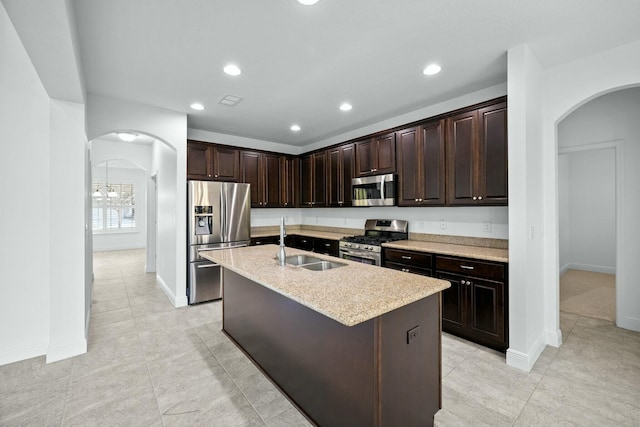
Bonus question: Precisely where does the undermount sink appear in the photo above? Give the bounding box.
[285,255,347,271]
[285,255,324,266]
[298,260,347,271]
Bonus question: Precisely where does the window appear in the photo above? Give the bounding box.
[92,183,136,231]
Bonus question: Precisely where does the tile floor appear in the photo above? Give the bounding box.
[1,249,639,426]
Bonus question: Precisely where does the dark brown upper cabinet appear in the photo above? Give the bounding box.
[396,121,446,206]
[240,151,281,208]
[187,141,240,182]
[281,156,298,208]
[327,143,355,207]
[300,152,327,207]
[446,101,507,206]
[355,132,396,177]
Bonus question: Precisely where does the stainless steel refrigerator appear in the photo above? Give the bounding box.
[187,180,251,304]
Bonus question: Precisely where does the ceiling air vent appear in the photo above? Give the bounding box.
[219,94,243,107]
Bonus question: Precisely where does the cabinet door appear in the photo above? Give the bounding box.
[355,139,374,176]
[446,111,477,205]
[212,146,240,181]
[341,144,354,206]
[374,132,396,174]
[281,156,297,208]
[263,153,281,207]
[187,143,212,180]
[421,120,446,205]
[300,154,313,206]
[396,127,422,206]
[313,238,339,256]
[437,272,466,334]
[477,102,508,205]
[313,151,327,207]
[240,151,262,207]
[327,147,342,207]
[467,277,506,349]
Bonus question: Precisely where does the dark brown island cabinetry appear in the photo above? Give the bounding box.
[355,132,396,177]
[240,151,281,208]
[436,255,508,351]
[446,101,508,206]
[300,152,327,207]
[396,121,446,206]
[327,143,355,207]
[223,268,442,427]
[187,140,240,182]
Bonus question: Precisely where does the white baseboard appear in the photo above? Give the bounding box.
[563,263,616,275]
[618,315,640,333]
[92,244,145,252]
[0,342,48,366]
[156,275,187,307]
[559,263,571,275]
[546,328,563,347]
[46,338,87,364]
[506,333,546,372]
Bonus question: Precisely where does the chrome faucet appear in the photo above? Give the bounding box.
[277,217,287,266]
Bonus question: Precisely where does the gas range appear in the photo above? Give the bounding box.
[339,219,408,265]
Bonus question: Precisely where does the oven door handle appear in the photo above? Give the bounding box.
[340,249,378,261]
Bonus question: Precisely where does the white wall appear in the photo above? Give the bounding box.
[542,41,640,337]
[91,137,153,252]
[558,154,570,270]
[558,148,616,274]
[48,99,87,363]
[86,95,188,307]
[0,2,52,365]
[252,206,508,239]
[506,44,546,371]
[152,140,180,304]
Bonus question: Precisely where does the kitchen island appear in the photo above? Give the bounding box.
[201,245,450,427]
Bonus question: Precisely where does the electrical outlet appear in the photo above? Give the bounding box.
[440,219,447,230]
[407,325,421,344]
[484,221,492,233]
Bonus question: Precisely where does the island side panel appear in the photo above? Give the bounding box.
[378,293,441,427]
[222,268,376,427]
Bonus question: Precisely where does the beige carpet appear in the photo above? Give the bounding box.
[560,269,615,321]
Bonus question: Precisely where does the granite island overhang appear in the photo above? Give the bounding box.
[201,245,451,427]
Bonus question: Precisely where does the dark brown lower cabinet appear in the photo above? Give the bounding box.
[436,255,508,351]
[223,268,442,427]
[284,235,339,257]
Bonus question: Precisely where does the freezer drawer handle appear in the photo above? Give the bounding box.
[460,265,474,270]
[197,264,219,269]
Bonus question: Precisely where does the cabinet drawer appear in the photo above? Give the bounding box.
[250,236,279,246]
[313,239,339,256]
[384,249,432,269]
[435,256,505,281]
[385,261,432,277]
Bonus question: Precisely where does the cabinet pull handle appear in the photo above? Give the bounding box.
[401,256,412,260]
[473,196,478,201]
[256,242,262,245]
[325,243,331,247]
[460,265,474,270]
[402,268,410,272]
[478,196,483,200]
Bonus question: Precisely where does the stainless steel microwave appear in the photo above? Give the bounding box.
[352,174,396,206]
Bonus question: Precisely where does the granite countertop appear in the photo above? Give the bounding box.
[251,230,351,241]
[200,245,450,327]
[382,240,509,263]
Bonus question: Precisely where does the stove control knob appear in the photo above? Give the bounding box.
[354,244,360,249]
[367,246,373,250]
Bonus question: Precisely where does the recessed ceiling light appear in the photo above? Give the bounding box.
[339,103,352,111]
[290,125,301,132]
[117,132,138,142]
[223,64,242,76]
[297,0,319,5]
[190,103,204,110]
[422,64,442,76]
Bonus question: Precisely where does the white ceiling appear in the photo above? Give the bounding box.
[8,0,640,147]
